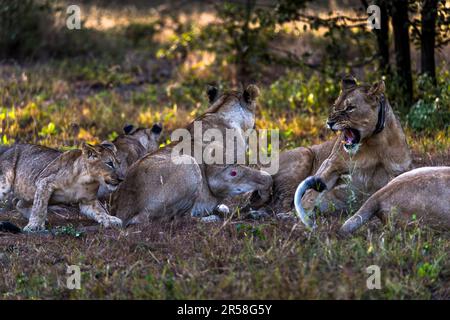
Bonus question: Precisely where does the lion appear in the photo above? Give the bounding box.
[112,123,163,175]
[253,77,411,228]
[0,142,123,232]
[112,154,272,226]
[111,84,273,225]
[340,166,450,235]
[97,123,162,199]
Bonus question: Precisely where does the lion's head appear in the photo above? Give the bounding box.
[81,142,123,191]
[122,123,163,153]
[326,77,386,153]
[201,84,260,131]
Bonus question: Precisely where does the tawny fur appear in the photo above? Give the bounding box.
[340,166,450,234]
[111,85,272,225]
[255,78,411,218]
[0,143,123,232]
[97,123,162,199]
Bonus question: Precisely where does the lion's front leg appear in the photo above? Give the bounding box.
[302,185,350,216]
[24,179,55,232]
[79,200,122,228]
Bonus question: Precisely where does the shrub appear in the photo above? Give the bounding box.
[406,72,450,134]
[0,0,56,59]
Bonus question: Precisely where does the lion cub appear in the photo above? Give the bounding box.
[0,143,123,232]
[97,123,162,199]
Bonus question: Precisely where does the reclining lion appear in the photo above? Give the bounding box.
[0,142,123,232]
[340,166,450,235]
[112,85,273,225]
[253,77,411,229]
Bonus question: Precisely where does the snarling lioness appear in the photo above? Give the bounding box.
[257,77,411,228]
[0,143,123,232]
[112,85,273,225]
[340,166,450,235]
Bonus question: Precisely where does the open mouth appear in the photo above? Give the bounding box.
[105,179,120,191]
[341,128,361,149]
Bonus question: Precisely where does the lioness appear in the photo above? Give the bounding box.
[340,166,450,235]
[255,77,411,228]
[0,143,123,232]
[112,154,272,225]
[112,84,273,224]
[113,123,163,175]
[97,123,162,199]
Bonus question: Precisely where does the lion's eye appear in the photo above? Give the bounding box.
[346,105,356,111]
[106,161,115,169]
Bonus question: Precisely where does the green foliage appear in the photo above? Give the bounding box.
[407,73,450,133]
[261,71,338,114]
[236,223,267,241]
[53,225,84,238]
[0,0,56,59]
[417,262,440,280]
[407,99,449,133]
[214,1,276,77]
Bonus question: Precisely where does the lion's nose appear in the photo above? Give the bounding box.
[327,121,336,130]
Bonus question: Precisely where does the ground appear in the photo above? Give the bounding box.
[0,0,449,299]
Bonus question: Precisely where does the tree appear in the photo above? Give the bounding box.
[376,0,390,72]
[361,0,390,72]
[391,0,413,107]
[420,0,438,84]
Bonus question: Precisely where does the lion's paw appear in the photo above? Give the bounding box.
[23,222,46,233]
[201,215,222,223]
[101,216,123,228]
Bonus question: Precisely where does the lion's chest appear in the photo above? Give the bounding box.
[347,162,391,195]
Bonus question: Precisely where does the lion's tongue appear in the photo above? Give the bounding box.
[343,129,355,144]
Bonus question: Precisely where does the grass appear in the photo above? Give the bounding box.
[0,216,448,299]
[0,1,449,299]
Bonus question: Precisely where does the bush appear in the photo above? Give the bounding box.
[0,0,56,59]
[407,99,450,134]
[406,72,450,134]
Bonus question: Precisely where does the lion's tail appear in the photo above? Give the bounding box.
[0,221,22,233]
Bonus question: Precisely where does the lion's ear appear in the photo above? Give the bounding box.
[82,142,100,160]
[206,85,219,104]
[100,141,117,154]
[151,123,163,135]
[368,80,385,96]
[123,124,135,135]
[243,84,260,104]
[341,75,358,91]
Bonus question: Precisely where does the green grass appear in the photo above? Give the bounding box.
[0,217,448,299]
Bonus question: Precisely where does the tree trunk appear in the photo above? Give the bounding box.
[420,0,438,85]
[375,0,390,73]
[391,0,413,108]
[236,0,256,85]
